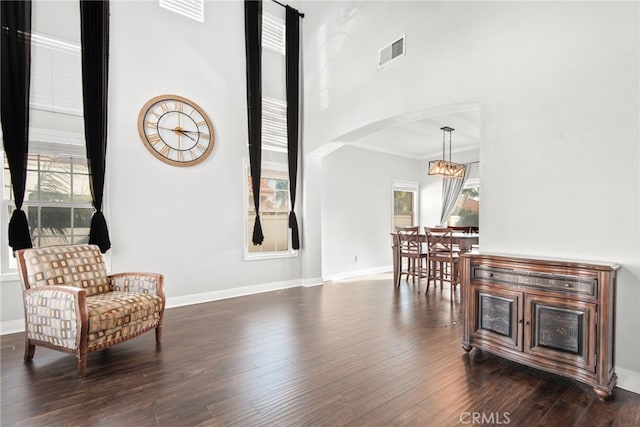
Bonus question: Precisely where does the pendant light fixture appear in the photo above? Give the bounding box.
[428,126,466,179]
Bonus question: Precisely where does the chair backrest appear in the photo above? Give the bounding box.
[17,244,111,296]
[396,226,419,234]
[396,226,422,255]
[424,227,455,259]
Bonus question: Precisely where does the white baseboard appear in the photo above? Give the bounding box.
[301,277,324,287]
[617,367,640,395]
[165,278,307,309]
[0,319,24,336]
[322,265,392,282]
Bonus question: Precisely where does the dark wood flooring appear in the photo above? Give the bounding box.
[1,273,639,426]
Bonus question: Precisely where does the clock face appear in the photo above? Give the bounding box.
[137,95,215,166]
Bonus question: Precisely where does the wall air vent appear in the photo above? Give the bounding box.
[378,35,405,68]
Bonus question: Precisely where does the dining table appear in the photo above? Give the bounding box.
[391,231,479,287]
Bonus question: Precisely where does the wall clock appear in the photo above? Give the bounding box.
[137,94,215,166]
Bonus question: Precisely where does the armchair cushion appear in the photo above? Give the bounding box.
[23,245,110,296]
[87,291,163,348]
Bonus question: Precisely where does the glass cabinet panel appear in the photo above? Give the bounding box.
[525,294,596,372]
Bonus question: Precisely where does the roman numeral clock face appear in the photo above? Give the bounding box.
[137,95,215,166]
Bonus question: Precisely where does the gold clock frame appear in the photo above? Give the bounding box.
[137,94,215,167]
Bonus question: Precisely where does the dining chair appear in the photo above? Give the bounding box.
[424,227,460,295]
[395,226,427,286]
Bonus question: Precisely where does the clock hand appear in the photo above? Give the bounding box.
[156,126,197,141]
[178,131,196,142]
[157,125,187,132]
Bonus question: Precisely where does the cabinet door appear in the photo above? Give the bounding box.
[470,285,523,351]
[524,294,596,372]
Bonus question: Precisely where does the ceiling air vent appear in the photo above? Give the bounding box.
[378,35,405,68]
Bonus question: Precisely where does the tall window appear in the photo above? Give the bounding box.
[245,160,294,258]
[392,180,418,230]
[1,30,91,273]
[447,178,480,228]
[243,5,296,259]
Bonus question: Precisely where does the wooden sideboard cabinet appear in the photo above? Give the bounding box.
[461,252,619,400]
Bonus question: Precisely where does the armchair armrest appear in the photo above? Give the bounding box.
[108,272,165,303]
[23,286,88,351]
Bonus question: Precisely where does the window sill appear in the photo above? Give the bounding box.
[244,250,298,262]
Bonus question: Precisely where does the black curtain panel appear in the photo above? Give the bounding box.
[80,0,111,253]
[1,0,33,252]
[244,0,264,245]
[285,6,300,250]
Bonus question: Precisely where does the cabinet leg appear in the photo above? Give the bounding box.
[593,387,613,401]
[462,343,473,353]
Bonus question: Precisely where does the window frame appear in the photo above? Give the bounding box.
[391,179,419,231]
[243,159,298,261]
[242,4,295,261]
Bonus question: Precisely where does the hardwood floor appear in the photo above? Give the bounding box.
[1,273,639,426]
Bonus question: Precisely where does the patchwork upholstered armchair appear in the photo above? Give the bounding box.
[16,244,165,377]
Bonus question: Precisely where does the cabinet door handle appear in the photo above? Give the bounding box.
[488,273,494,277]
[526,321,530,326]
[564,283,572,288]
[519,319,523,324]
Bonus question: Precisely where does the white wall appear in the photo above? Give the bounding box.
[320,145,419,279]
[301,1,640,389]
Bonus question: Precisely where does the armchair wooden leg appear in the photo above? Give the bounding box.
[155,325,163,344]
[77,355,87,378]
[24,340,35,362]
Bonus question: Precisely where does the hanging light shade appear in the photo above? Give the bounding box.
[428,126,466,179]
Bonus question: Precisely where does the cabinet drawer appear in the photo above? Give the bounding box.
[471,266,597,297]
[530,275,596,297]
[471,266,515,283]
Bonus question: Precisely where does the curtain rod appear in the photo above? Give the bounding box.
[270,0,305,18]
